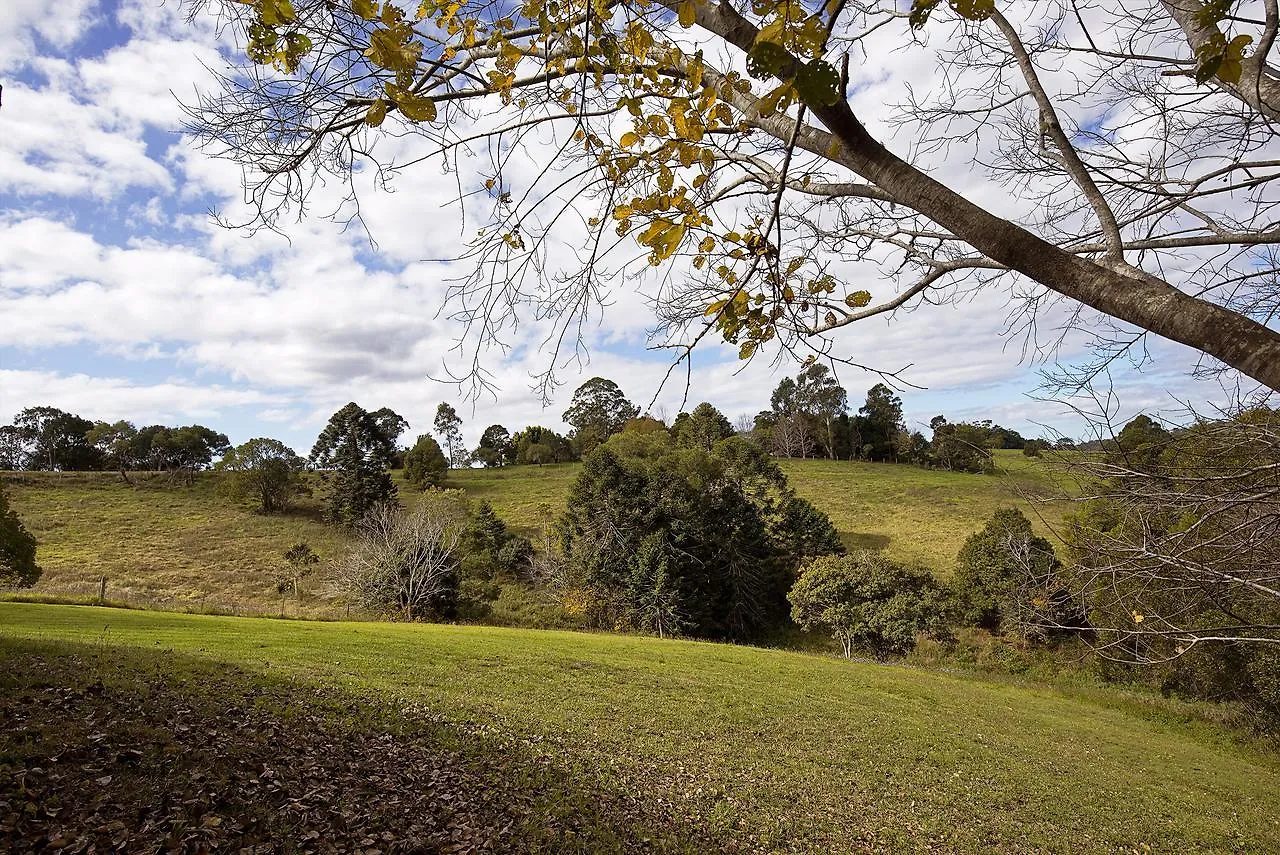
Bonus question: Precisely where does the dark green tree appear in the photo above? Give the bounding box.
[404,434,449,488]
[675,402,735,450]
[219,437,307,512]
[561,432,839,640]
[953,508,1063,636]
[795,364,848,459]
[929,420,996,473]
[562,377,640,455]
[857,385,905,461]
[310,403,407,525]
[790,551,949,659]
[1111,414,1171,470]
[0,484,40,588]
[512,426,574,464]
[7,406,102,471]
[473,424,513,467]
[433,403,467,467]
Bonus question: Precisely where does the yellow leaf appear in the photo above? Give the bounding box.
[353,0,378,21]
[637,217,686,262]
[704,299,728,316]
[698,236,715,252]
[844,289,871,308]
[1132,611,1145,624]
[364,98,388,127]
[678,0,696,28]
[619,131,640,148]
[612,204,633,220]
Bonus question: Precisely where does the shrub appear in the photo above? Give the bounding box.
[0,484,40,588]
[952,507,1066,637]
[789,551,949,659]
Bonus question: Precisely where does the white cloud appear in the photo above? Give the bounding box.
[0,0,99,72]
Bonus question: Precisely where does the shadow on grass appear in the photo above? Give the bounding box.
[842,532,891,552]
[0,638,738,854]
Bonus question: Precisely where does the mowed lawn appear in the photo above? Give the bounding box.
[3,452,1069,608]
[1,603,1275,854]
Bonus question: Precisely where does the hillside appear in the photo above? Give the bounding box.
[1,603,1275,853]
[2,452,1068,613]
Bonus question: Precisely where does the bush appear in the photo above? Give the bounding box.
[789,551,950,659]
[0,484,40,588]
[952,507,1066,637]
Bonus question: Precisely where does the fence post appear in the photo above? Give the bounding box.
[99,576,106,604]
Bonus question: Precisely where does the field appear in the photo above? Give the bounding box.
[2,451,1069,612]
[1,603,1275,853]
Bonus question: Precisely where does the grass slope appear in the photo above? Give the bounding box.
[3,452,1067,610]
[1,603,1276,854]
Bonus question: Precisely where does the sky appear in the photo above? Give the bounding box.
[0,0,1249,455]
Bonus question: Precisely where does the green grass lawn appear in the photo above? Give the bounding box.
[3,452,1069,609]
[0,603,1274,854]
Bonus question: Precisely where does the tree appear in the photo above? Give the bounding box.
[1111,414,1172,471]
[279,542,320,603]
[332,492,469,620]
[7,406,102,471]
[310,403,408,525]
[404,434,449,488]
[86,421,142,483]
[857,385,904,461]
[562,378,641,455]
[952,508,1066,637]
[433,403,467,468]
[219,437,307,513]
[191,0,1280,394]
[512,426,575,464]
[473,424,513,467]
[0,484,40,588]
[928,420,996,474]
[675,402,735,450]
[1059,407,1280,661]
[795,365,848,459]
[789,551,949,659]
[561,432,840,639]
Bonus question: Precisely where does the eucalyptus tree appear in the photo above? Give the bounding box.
[192,0,1280,391]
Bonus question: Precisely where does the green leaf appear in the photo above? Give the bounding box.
[794,60,841,107]
[746,41,792,81]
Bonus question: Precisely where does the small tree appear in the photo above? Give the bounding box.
[219,437,307,513]
[952,508,1063,637]
[790,551,948,659]
[473,424,513,467]
[332,492,469,620]
[404,434,449,488]
[433,403,466,468]
[278,542,320,605]
[0,484,40,588]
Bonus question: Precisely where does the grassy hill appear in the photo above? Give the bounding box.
[1,603,1275,853]
[2,452,1068,613]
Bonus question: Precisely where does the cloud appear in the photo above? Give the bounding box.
[0,369,274,427]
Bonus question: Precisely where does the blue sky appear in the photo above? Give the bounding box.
[0,0,1240,455]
